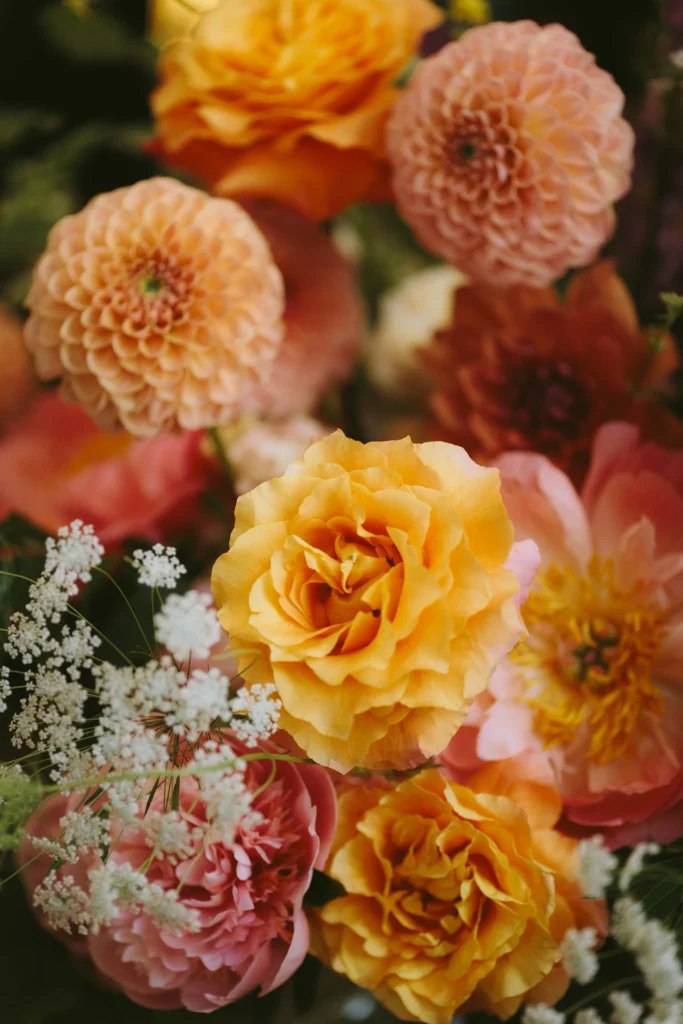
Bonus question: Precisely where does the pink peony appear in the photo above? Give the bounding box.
[0,391,213,544]
[387,21,634,288]
[443,423,683,844]
[240,201,365,417]
[20,738,336,1011]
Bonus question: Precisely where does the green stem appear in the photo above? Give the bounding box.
[94,566,151,654]
[207,425,233,483]
[562,976,642,1014]
[44,752,312,797]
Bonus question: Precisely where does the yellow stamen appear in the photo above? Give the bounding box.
[511,557,666,764]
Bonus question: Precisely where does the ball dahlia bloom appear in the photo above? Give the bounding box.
[387,21,635,288]
[241,201,365,417]
[20,738,336,1012]
[0,392,212,544]
[211,430,536,773]
[25,178,285,437]
[425,261,682,483]
[151,0,443,222]
[443,423,683,844]
[312,766,605,1023]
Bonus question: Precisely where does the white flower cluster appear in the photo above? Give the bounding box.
[154,589,222,662]
[619,843,661,892]
[577,835,619,898]
[612,897,683,1003]
[560,927,600,985]
[2,523,285,941]
[194,745,263,845]
[34,861,200,937]
[132,544,186,589]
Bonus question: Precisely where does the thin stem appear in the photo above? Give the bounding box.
[207,426,233,483]
[44,752,312,796]
[94,566,151,654]
[562,976,642,1014]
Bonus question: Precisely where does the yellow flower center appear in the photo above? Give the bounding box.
[512,558,667,764]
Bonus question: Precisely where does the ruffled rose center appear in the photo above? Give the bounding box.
[276,520,401,654]
[512,557,667,763]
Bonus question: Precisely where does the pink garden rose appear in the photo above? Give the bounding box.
[0,392,213,544]
[443,422,683,845]
[20,737,336,1011]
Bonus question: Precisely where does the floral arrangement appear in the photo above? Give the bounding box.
[1,2,683,1024]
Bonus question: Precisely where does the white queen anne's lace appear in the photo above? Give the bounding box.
[132,544,186,589]
[154,589,222,662]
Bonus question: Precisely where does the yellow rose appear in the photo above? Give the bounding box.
[211,431,526,772]
[311,768,605,1023]
[150,0,443,221]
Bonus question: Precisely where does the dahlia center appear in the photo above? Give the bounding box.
[140,274,165,297]
[511,558,667,763]
[508,360,591,443]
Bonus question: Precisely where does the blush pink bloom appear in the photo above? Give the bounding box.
[387,20,634,288]
[20,738,336,1012]
[240,201,365,417]
[443,422,683,844]
[0,391,212,544]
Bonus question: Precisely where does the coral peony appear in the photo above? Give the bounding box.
[20,737,336,1012]
[0,392,212,544]
[444,423,683,843]
[387,21,634,288]
[240,201,365,417]
[221,417,331,496]
[311,767,604,1023]
[211,430,533,773]
[368,265,467,398]
[25,178,284,436]
[151,0,442,222]
[425,262,682,483]
[0,304,36,430]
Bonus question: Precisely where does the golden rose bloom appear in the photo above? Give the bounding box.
[151,0,443,222]
[211,431,527,772]
[24,178,285,436]
[311,767,605,1023]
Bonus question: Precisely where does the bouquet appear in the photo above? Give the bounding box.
[1,1,682,1022]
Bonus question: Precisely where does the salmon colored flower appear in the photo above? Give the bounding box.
[240,201,365,417]
[425,262,682,484]
[25,178,284,436]
[211,431,533,773]
[0,392,212,544]
[0,304,36,431]
[311,767,604,1023]
[148,0,217,44]
[20,736,337,1012]
[388,21,634,287]
[151,0,443,222]
[444,423,683,843]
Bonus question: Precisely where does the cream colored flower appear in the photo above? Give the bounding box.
[367,265,466,397]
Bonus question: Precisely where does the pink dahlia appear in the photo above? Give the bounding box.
[25,178,284,436]
[443,423,683,844]
[240,201,365,417]
[387,21,634,287]
[20,738,336,1012]
[0,392,213,544]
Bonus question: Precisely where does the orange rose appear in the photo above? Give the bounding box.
[211,431,530,772]
[311,767,605,1023]
[151,0,443,221]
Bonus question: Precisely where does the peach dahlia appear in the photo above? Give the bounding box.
[25,178,285,436]
[387,21,634,288]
